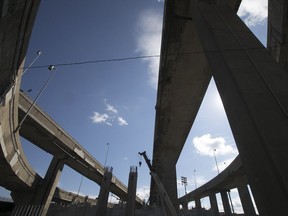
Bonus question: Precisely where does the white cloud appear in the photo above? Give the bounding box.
[238,0,268,27]
[118,117,128,126]
[137,186,150,201]
[90,112,109,123]
[136,9,163,89]
[106,104,118,114]
[91,100,128,126]
[193,134,236,157]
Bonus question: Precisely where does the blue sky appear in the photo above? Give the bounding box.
[1,0,268,213]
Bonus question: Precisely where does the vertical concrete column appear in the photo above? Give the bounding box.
[209,193,220,216]
[125,166,138,216]
[158,156,178,210]
[220,191,231,216]
[181,202,188,210]
[35,156,64,216]
[237,182,257,216]
[190,1,288,215]
[11,156,64,216]
[95,167,113,216]
[195,197,201,209]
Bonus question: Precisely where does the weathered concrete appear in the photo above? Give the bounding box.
[0,0,40,97]
[95,167,113,216]
[179,156,245,204]
[190,1,288,215]
[18,92,140,204]
[11,156,64,215]
[209,193,220,216]
[236,181,256,216]
[220,191,231,216]
[125,166,138,216]
[150,0,242,207]
[151,0,211,207]
[267,0,288,67]
[155,0,288,215]
[0,0,41,194]
[195,198,201,209]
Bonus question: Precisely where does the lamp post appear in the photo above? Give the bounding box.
[77,176,84,197]
[181,176,188,195]
[213,149,220,174]
[104,142,110,167]
[193,170,197,189]
[22,50,42,76]
[14,65,56,132]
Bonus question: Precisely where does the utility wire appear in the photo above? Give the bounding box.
[0,43,287,71]
[18,54,161,70]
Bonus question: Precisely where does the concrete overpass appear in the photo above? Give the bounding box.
[151,0,288,216]
[2,0,288,215]
[18,91,139,203]
[178,156,257,215]
[0,1,141,214]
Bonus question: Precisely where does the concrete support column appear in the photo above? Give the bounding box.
[237,183,257,216]
[190,1,288,215]
[220,191,232,216]
[95,167,113,216]
[150,155,178,210]
[181,202,188,210]
[209,193,220,216]
[125,166,138,216]
[11,156,64,216]
[195,197,201,209]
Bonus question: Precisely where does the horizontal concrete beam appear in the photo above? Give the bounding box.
[178,155,245,203]
[18,92,142,205]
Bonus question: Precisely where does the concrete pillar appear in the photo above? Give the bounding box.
[190,1,288,215]
[181,202,188,210]
[95,167,113,216]
[150,156,178,210]
[11,156,64,216]
[195,197,201,209]
[237,183,257,216]
[125,166,138,216]
[209,193,220,216]
[220,191,231,216]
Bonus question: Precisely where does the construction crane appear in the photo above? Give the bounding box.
[138,151,177,216]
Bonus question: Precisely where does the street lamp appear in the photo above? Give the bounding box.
[181,176,188,195]
[14,65,56,132]
[22,50,42,76]
[104,142,110,167]
[77,176,84,197]
[213,149,220,174]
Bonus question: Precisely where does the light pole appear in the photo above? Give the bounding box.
[22,50,42,76]
[77,176,84,197]
[213,149,220,174]
[104,142,110,167]
[193,170,197,189]
[181,176,188,195]
[14,65,56,132]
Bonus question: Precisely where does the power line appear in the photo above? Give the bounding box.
[0,43,287,71]
[20,54,161,70]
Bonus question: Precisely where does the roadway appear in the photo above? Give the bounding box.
[178,155,245,203]
[1,0,141,206]
[18,91,142,205]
